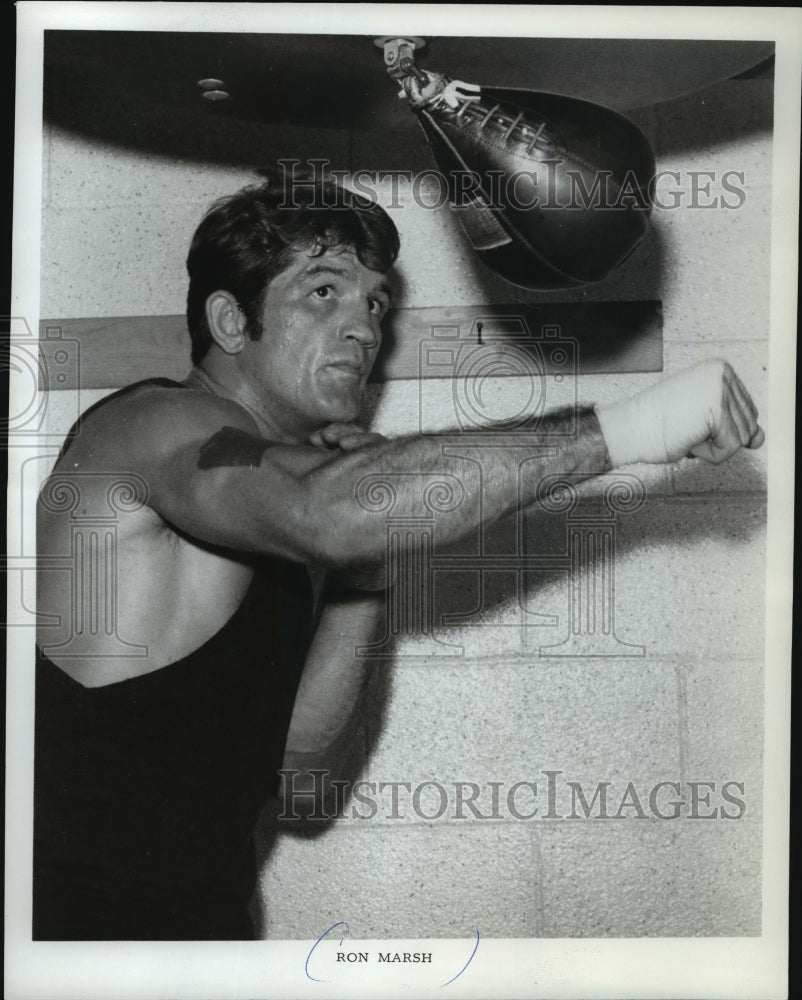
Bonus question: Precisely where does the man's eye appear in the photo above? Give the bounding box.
[313,285,333,299]
[369,297,389,316]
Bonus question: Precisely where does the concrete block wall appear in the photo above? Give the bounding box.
[38,76,772,938]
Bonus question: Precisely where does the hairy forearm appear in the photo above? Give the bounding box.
[189,405,611,565]
[296,406,611,564]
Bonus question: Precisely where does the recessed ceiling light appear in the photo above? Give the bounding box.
[202,90,230,101]
[198,78,225,89]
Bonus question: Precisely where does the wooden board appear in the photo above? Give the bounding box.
[39,301,662,390]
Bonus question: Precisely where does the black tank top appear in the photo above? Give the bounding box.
[33,379,315,940]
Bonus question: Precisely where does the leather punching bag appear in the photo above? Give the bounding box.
[401,73,656,290]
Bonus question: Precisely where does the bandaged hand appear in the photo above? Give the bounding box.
[596,360,765,467]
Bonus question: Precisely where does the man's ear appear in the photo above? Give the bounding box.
[205,291,247,355]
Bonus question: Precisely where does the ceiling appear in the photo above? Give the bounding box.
[43,32,775,165]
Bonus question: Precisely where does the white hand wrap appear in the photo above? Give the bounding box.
[596,361,727,467]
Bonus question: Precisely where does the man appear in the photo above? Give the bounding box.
[34,176,764,941]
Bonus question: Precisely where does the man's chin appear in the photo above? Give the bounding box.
[318,397,364,427]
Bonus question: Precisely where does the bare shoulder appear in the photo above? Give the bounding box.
[53,380,259,474]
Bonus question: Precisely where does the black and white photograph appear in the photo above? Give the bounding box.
[6,4,797,998]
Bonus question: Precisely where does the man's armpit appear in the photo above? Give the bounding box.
[197,426,273,469]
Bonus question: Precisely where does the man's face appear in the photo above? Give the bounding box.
[240,246,391,441]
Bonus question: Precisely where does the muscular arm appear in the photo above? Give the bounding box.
[86,359,762,570]
[146,403,609,566]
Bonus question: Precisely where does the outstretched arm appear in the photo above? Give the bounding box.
[145,402,611,565]
[114,359,762,569]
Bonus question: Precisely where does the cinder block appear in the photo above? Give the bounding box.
[362,662,540,787]
[258,822,539,939]
[653,157,769,208]
[361,657,681,805]
[380,182,501,310]
[663,340,768,396]
[588,496,766,658]
[652,79,774,173]
[8,449,58,554]
[362,381,424,436]
[521,659,682,783]
[431,582,530,659]
[678,657,764,816]
[45,125,254,210]
[537,815,761,936]
[41,121,54,205]
[42,203,198,316]
[370,370,652,431]
[651,186,771,344]
[519,493,765,659]
[45,123,352,210]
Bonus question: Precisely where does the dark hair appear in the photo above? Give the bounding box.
[186,173,400,364]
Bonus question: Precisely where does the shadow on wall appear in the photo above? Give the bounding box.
[445,455,767,629]
[249,454,765,934]
[639,76,774,157]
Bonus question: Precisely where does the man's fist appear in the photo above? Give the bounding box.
[597,360,764,468]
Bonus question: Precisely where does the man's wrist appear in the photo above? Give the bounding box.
[595,400,636,469]
[540,404,614,474]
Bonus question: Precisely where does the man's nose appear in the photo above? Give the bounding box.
[340,307,380,347]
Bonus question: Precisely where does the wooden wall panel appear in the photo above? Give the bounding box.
[39,301,662,390]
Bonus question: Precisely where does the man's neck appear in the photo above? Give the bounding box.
[186,361,303,444]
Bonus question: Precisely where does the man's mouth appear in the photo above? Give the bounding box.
[327,360,365,378]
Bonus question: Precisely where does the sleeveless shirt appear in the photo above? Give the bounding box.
[33,379,314,940]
